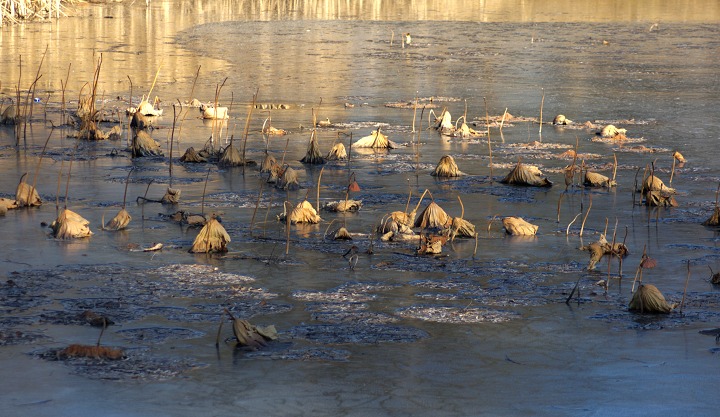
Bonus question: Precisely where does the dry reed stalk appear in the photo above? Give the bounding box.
[579,195,592,237]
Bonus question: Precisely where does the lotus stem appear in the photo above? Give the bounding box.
[412,92,418,133]
[146,64,162,102]
[499,107,508,132]
[215,313,224,349]
[579,195,592,237]
[324,219,338,238]
[201,168,211,216]
[176,65,200,144]
[612,152,618,182]
[28,128,53,206]
[122,167,134,209]
[285,201,291,255]
[566,212,582,236]
[557,192,564,223]
[249,182,264,237]
[484,97,493,182]
[538,88,544,135]
[242,89,258,175]
[412,188,430,215]
[457,195,465,219]
[316,166,324,213]
[631,245,647,294]
[669,156,676,185]
[680,260,691,313]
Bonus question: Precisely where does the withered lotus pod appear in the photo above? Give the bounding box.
[552,114,572,125]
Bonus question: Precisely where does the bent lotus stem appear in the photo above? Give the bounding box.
[122,167,134,209]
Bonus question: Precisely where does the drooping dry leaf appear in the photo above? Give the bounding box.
[200,104,228,119]
[584,171,616,187]
[502,216,538,236]
[16,180,42,207]
[51,209,93,239]
[277,166,299,190]
[105,208,131,231]
[641,174,675,194]
[414,201,451,230]
[326,143,347,161]
[161,187,181,204]
[703,207,720,227]
[279,200,321,224]
[300,131,326,165]
[180,147,208,163]
[552,114,572,125]
[260,153,277,173]
[354,130,398,149]
[500,161,552,187]
[323,200,362,212]
[219,144,254,167]
[600,124,627,138]
[132,130,163,157]
[431,155,464,177]
[189,217,230,253]
[629,284,673,314]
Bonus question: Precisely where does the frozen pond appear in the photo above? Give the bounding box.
[1,1,720,415]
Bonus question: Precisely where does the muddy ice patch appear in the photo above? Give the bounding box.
[306,302,398,325]
[287,323,429,344]
[291,281,400,303]
[395,305,519,324]
[116,327,206,344]
[241,345,351,361]
[34,347,204,381]
[0,329,50,346]
[162,301,293,323]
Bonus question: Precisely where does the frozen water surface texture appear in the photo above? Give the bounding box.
[1,0,720,416]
